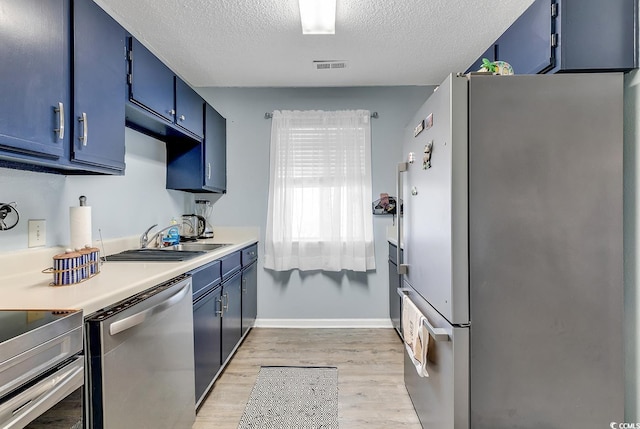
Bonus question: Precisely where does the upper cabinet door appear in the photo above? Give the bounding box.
[129,38,175,122]
[204,104,227,192]
[496,0,553,74]
[557,0,636,72]
[175,78,204,138]
[72,0,126,171]
[0,0,69,159]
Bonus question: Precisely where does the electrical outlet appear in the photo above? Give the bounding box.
[28,219,46,248]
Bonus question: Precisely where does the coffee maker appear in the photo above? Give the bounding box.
[194,199,214,238]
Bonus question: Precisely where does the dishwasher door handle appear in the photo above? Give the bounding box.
[109,281,191,336]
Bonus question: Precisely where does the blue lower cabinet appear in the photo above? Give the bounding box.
[190,261,222,406]
[221,270,242,365]
[241,244,258,337]
[193,284,222,405]
[241,261,257,337]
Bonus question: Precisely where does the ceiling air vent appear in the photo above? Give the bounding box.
[313,60,348,70]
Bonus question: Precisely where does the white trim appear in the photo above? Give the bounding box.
[254,318,393,329]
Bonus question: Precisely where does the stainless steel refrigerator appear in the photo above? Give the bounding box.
[397,73,623,428]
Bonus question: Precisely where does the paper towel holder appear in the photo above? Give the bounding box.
[0,202,19,231]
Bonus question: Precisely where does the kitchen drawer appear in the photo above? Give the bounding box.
[241,244,258,266]
[189,260,221,299]
[220,251,241,280]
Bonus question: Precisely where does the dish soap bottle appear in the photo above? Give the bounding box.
[163,218,180,247]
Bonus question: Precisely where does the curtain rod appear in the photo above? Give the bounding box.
[264,111,379,119]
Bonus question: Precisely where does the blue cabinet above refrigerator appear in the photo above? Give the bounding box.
[465,0,637,74]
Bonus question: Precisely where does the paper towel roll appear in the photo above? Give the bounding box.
[70,206,92,249]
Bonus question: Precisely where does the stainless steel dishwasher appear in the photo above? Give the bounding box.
[85,274,195,429]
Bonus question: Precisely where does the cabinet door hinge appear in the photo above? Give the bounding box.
[128,50,133,61]
[551,3,558,18]
[551,33,558,48]
[128,74,132,84]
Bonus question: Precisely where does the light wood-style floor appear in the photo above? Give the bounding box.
[193,328,422,429]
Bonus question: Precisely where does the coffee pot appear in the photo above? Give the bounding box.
[181,214,206,238]
[194,199,214,238]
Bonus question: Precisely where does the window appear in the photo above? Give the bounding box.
[264,110,376,272]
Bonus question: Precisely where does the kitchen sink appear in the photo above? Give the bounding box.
[103,243,231,262]
[161,243,231,252]
[103,248,205,262]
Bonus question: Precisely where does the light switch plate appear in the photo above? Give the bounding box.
[28,219,46,248]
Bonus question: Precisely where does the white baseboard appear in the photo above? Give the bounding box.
[254,318,393,329]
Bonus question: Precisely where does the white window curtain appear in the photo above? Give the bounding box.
[264,109,376,272]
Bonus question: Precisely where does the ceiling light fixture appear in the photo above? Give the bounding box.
[299,0,336,35]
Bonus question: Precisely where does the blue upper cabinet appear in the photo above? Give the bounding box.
[126,38,205,142]
[465,0,637,74]
[204,104,227,192]
[176,77,205,139]
[0,0,69,159]
[496,0,552,74]
[129,38,175,122]
[553,0,636,72]
[72,0,126,172]
[166,103,226,193]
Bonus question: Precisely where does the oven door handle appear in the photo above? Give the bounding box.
[0,356,83,429]
[109,280,191,336]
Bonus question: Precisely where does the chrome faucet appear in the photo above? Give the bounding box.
[140,224,158,248]
[140,224,176,248]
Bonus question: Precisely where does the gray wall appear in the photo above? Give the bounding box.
[196,86,434,320]
[0,128,191,251]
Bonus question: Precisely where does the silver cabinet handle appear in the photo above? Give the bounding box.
[109,281,190,336]
[396,162,408,275]
[179,114,185,121]
[78,112,88,146]
[54,102,65,140]
[242,277,246,294]
[168,109,176,115]
[222,292,229,311]
[216,296,223,317]
[207,162,211,180]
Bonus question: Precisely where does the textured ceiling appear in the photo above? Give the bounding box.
[93,0,534,87]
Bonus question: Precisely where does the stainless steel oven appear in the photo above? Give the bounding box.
[0,310,84,429]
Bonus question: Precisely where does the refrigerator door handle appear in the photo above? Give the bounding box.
[396,287,412,298]
[397,287,450,342]
[423,316,450,342]
[397,162,408,275]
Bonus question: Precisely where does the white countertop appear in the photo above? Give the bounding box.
[0,227,259,316]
